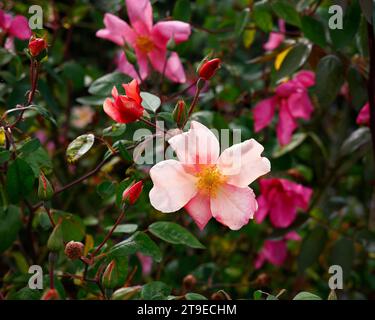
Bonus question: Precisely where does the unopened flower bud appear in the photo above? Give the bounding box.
[124,48,137,65]
[173,99,187,128]
[28,36,47,57]
[64,241,84,260]
[38,172,54,200]
[254,272,270,287]
[198,58,221,80]
[122,181,143,205]
[41,288,59,300]
[166,37,176,51]
[183,274,197,291]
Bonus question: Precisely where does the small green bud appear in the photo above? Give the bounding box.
[172,99,187,128]
[47,223,64,252]
[38,172,54,200]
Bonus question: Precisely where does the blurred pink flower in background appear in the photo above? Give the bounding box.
[356,102,370,126]
[255,178,312,228]
[96,0,191,83]
[0,10,31,50]
[71,106,95,128]
[137,253,153,276]
[263,20,285,51]
[253,70,315,145]
[254,231,301,269]
[149,121,271,230]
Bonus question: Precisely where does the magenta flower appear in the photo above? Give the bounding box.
[253,70,315,145]
[149,121,271,230]
[356,102,370,126]
[263,20,285,51]
[254,231,301,269]
[0,10,31,50]
[96,0,191,83]
[255,178,312,228]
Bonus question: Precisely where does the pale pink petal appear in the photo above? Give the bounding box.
[217,138,270,187]
[262,240,288,266]
[116,52,141,82]
[253,97,278,132]
[269,194,296,228]
[8,15,31,40]
[165,52,186,83]
[4,37,15,51]
[294,70,315,88]
[210,184,257,230]
[254,195,269,224]
[125,0,153,34]
[276,100,297,145]
[168,121,220,166]
[356,102,370,126]
[185,192,212,230]
[152,21,191,46]
[149,160,197,212]
[96,13,136,46]
[285,231,301,241]
[137,253,153,276]
[287,92,314,120]
[263,32,284,51]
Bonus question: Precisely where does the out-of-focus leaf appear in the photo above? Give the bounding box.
[340,127,371,157]
[271,0,301,27]
[149,222,205,249]
[185,293,208,300]
[140,92,161,113]
[243,25,256,48]
[315,55,344,106]
[103,123,127,137]
[0,149,11,164]
[298,226,327,273]
[359,0,372,24]
[0,205,22,253]
[53,212,86,242]
[293,292,322,300]
[328,237,355,281]
[110,231,162,262]
[27,105,57,126]
[102,257,128,289]
[88,72,130,96]
[105,224,138,234]
[19,138,41,156]
[141,281,171,300]
[253,1,273,32]
[112,286,142,300]
[235,8,250,36]
[275,42,312,81]
[96,181,116,199]
[273,133,307,158]
[0,48,13,66]
[173,0,191,22]
[274,47,292,70]
[76,96,106,106]
[66,134,95,163]
[301,16,327,47]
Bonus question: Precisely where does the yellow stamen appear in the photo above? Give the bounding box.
[196,166,226,197]
[136,36,154,54]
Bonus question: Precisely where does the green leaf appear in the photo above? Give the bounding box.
[140,92,161,113]
[96,181,116,199]
[66,134,95,163]
[173,0,191,22]
[253,1,273,32]
[6,158,35,203]
[185,293,208,300]
[301,16,327,47]
[76,95,106,106]
[103,123,127,137]
[110,231,162,262]
[0,48,13,66]
[315,55,344,106]
[328,237,355,281]
[27,105,57,126]
[19,138,41,156]
[0,149,11,164]
[47,223,64,251]
[293,292,322,300]
[102,257,128,289]
[271,0,301,27]
[273,133,307,158]
[88,72,131,96]
[22,146,53,177]
[0,205,22,253]
[59,213,86,242]
[340,127,371,157]
[111,286,142,300]
[105,224,138,234]
[149,222,205,249]
[275,42,312,81]
[141,281,171,300]
[235,8,250,36]
[298,226,327,273]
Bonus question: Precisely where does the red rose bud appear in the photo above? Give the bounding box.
[198,58,221,80]
[41,288,59,300]
[172,99,187,128]
[28,37,47,57]
[64,241,84,260]
[122,181,143,205]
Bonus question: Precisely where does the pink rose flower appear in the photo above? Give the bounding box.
[263,20,285,51]
[96,0,191,83]
[253,70,315,145]
[137,253,153,276]
[0,10,31,50]
[149,121,271,230]
[356,102,370,126]
[255,178,313,228]
[254,231,301,269]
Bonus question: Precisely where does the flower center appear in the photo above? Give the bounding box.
[196,166,226,197]
[136,36,154,54]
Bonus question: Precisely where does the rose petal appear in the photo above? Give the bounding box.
[276,100,297,145]
[96,13,135,46]
[210,184,257,230]
[8,15,31,40]
[184,192,212,230]
[152,20,191,45]
[149,160,197,212]
[125,0,153,34]
[217,138,270,187]
[253,97,277,132]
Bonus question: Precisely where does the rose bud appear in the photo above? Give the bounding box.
[172,99,187,128]
[122,181,143,205]
[28,36,47,57]
[41,288,59,300]
[198,58,221,80]
[183,274,197,291]
[64,241,84,260]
